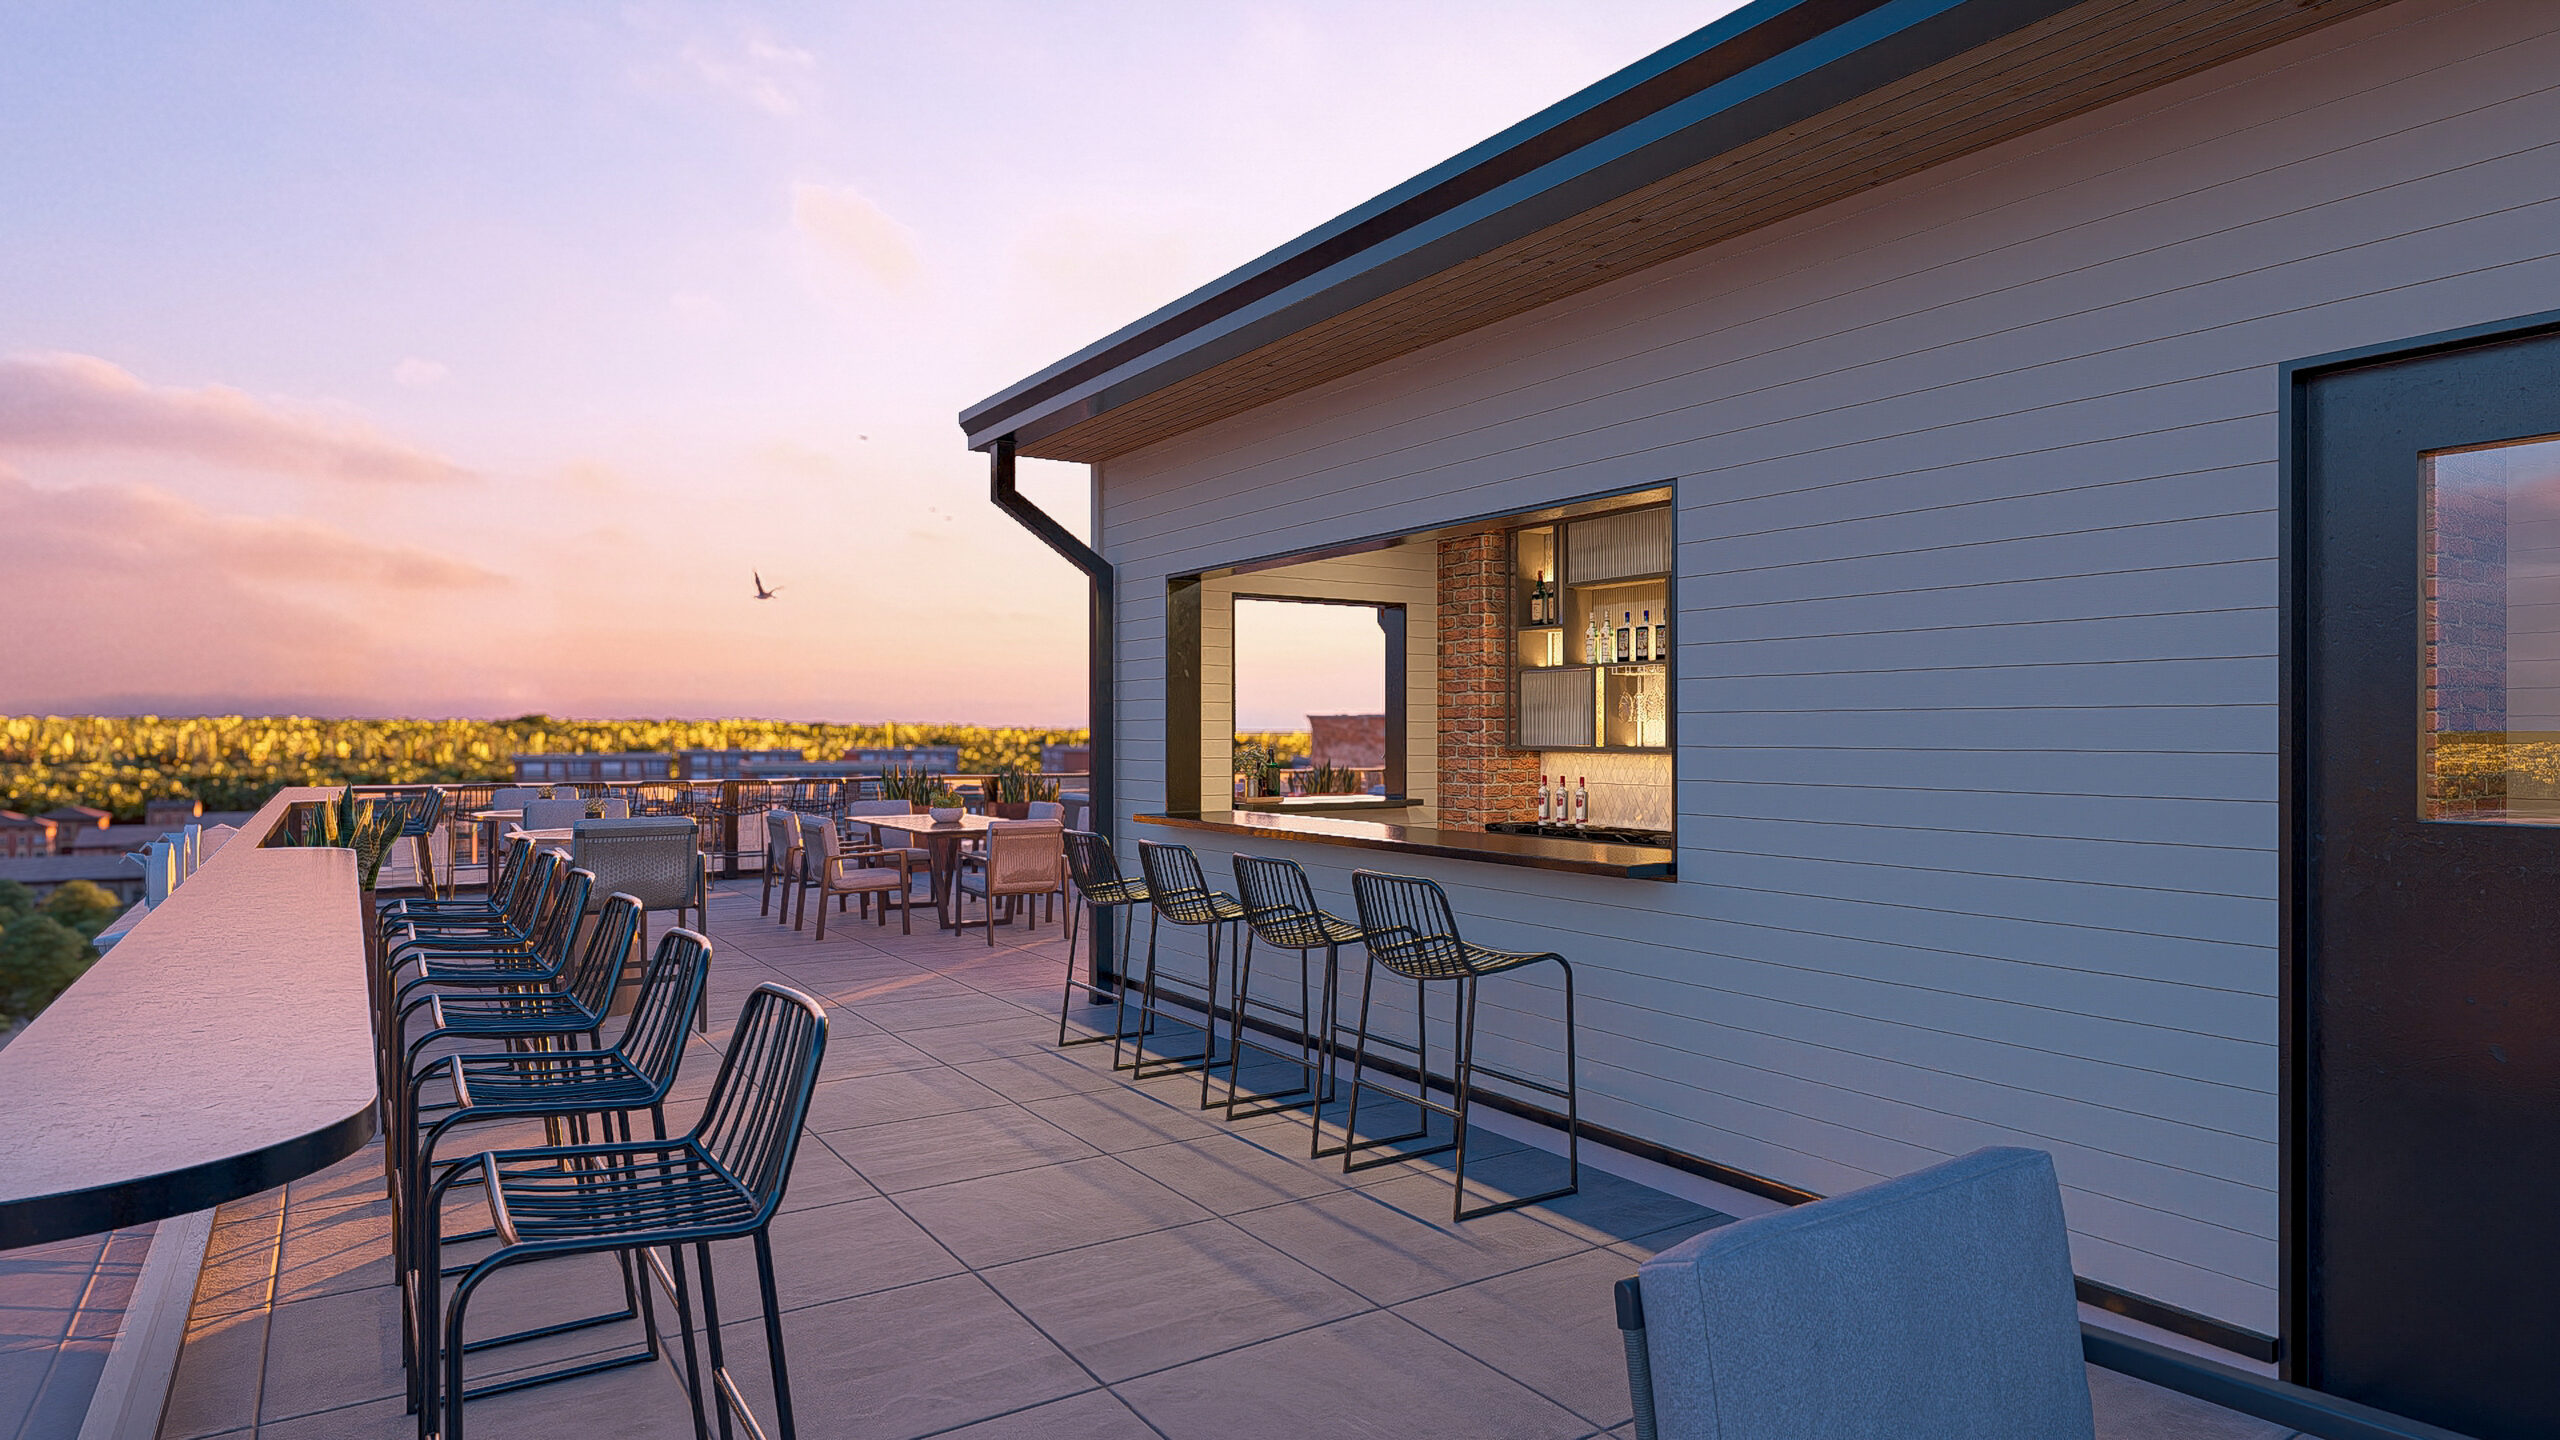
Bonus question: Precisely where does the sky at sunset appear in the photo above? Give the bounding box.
[2,2,1729,727]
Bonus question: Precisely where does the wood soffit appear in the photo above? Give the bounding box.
[1017,0,2396,465]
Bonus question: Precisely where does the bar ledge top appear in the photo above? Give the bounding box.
[1137,809,1673,880]
[0,787,378,1250]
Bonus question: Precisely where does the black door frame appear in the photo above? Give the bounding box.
[2278,304,2560,1389]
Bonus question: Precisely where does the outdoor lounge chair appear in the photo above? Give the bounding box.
[1614,1146,2094,1440]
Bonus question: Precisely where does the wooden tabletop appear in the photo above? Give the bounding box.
[0,788,379,1248]
[861,812,994,837]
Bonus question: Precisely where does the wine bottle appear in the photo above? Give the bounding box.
[1574,776,1589,826]
[1616,611,1632,665]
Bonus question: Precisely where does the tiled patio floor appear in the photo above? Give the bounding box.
[146,878,2302,1439]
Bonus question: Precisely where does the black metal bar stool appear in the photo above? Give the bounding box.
[401,927,713,1415]
[1130,840,1246,1105]
[1060,830,1149,1056]
[419,982,829,1440]
[1345,869,1580,1222]
[1228,853,1364,1139]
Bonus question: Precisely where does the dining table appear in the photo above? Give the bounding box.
[848,811,995,931]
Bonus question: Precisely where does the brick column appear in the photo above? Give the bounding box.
[1437,530,1540,830]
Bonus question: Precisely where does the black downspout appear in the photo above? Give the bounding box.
[988,434,1118,992]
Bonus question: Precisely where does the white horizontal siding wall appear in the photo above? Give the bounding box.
[1092,0,2560,1333]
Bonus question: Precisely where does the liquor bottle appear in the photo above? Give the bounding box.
[1616,611,1633,665]
[1586,615,1603,664]
[1636,609,1652,663]
[1528,572,1545,626]
[1539,571,1555,625]
[1654,610,1669,660]
[1573,776,1589,826]
[1536,774,1551,823]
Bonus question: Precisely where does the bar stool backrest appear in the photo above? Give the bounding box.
[692,984,828,1220]
[1063,829,1133,896]
[1137,840,1228,924]
[1233,853,1331,946]
[565,891,644,1014]
[573,819,702,912]
[1350,870,1470,979]
[614,927,712,1091]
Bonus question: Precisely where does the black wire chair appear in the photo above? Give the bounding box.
[400,927,713,1415]
[1345,869,1580,1222]
[1230,853,1366,1144]
[1059,830,1149,1056]
[377,836,542,961]
[385,888,640,1404]
[419,982,828,1440]
[1130,840,1246,1106]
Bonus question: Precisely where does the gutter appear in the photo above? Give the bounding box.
[986,436,1120,984]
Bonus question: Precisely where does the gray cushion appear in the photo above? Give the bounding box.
[1638,1146,2093,1440]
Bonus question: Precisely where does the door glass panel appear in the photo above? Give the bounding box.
[2423,434,2560,821]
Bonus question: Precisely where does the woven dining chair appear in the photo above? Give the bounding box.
[758,808,806,922]
[956,820,1063,945]
[418,983,827,1440]
[794,814,914,938]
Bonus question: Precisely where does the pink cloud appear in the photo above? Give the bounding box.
[0,469,508,712]
[0,353,472,485]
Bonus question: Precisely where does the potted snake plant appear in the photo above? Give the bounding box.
[986,767,1062,819]
[273,786,403,973]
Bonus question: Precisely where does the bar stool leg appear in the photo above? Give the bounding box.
[1195,918,1227,1110]
[754,1230,800,1440]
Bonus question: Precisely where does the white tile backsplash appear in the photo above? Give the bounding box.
[1533,751,1672,830]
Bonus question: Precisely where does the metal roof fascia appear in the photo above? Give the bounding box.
[961,0,2078,453]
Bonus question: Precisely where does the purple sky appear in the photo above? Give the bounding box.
[0,2,1729,724]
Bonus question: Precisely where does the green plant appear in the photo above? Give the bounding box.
[920,783,967,811]
[989,768,1062,804]
[1231,740,1285,796]
[1304,761,1364,796]
[273,786,402,887]
[40,879,124,940]
[875,766,951,804]
[0,912,92,1022]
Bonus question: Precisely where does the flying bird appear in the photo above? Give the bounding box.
[753,571,783,600]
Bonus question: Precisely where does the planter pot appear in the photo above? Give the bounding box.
[988,802,1033,820]
[928,807,965,826]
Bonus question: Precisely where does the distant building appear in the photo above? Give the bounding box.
[510,752,676,783]
[676,749,804,780]
[1307,715,1386,770]
[143,797,203,826]
[835,746,960,774]
[0,812,58,859]
[1040,744,1092,775]
[64,813,256,856]
[40,806,109,839]
[0,852,146,905]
